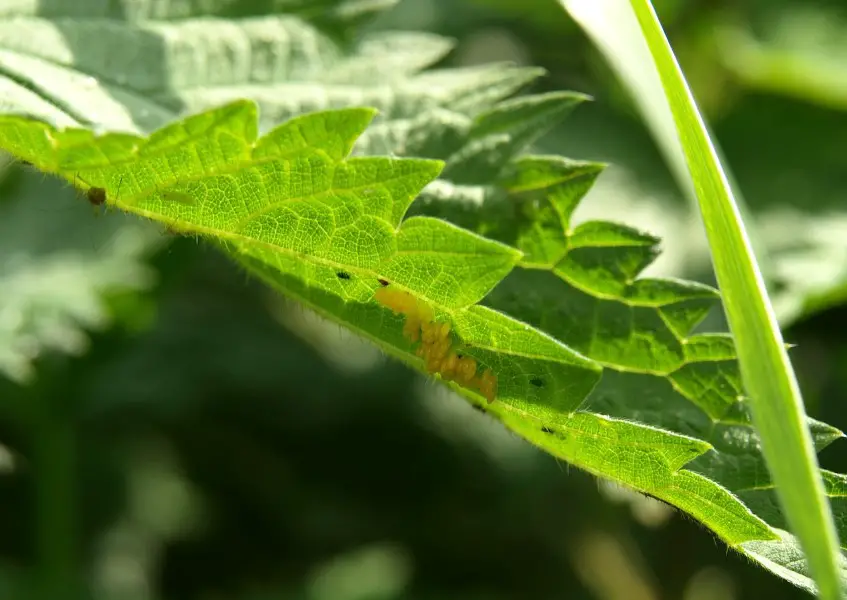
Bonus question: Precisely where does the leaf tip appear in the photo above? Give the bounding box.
[568,91,594,105]
[418,158,445,180]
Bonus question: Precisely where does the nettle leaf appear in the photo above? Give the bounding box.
[0,0,541,381]
[414,148,847,590]
[1,0,846,592]
[3,97,845,592]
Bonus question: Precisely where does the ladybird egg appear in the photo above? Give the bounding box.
[456,357,477,384]
[421,322,437,344]
[433,339,451,361]
[403,316,422,343]
[478,370,497,404]
[441,353,458,379]
[425,353,443,374]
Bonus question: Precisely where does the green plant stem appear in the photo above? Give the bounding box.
[626,0,843,598]
[32,398,79,600]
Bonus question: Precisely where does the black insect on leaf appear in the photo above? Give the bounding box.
[86,187,106,206]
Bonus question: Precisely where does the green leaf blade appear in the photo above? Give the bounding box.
[3,5,847,590]
[623,1,844,597]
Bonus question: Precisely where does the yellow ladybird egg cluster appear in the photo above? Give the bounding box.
[374,285,498,403]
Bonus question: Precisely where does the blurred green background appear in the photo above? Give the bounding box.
[2,0,847,598]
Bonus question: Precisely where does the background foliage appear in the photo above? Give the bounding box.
[2,0,847,599]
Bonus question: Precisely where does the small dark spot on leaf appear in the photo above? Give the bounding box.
[378,278,390,287]
[530,377,544,388]
[471,403,485,414]
[336,271,351,280]
[541,426,554,434]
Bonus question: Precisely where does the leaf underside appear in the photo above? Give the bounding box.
[0,0,845,593]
